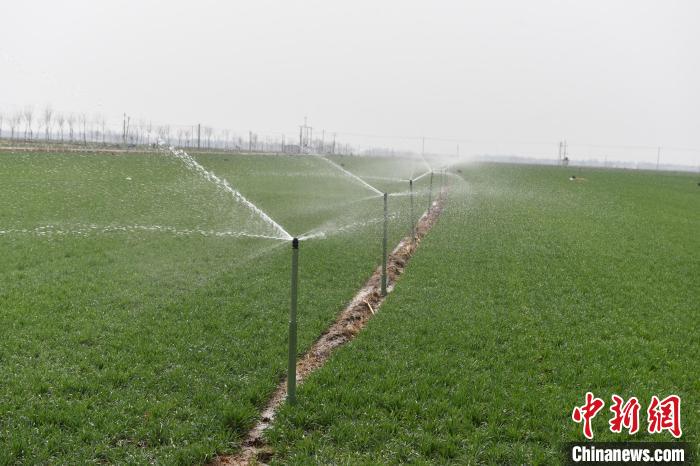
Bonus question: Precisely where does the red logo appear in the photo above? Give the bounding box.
[647,395,682,438]
[572,392,605,439]
[609,395,640,434]
[572,393,682,439]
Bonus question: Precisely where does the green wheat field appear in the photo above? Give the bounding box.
[1,150,697,464]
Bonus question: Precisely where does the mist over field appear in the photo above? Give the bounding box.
[1,0,699,166]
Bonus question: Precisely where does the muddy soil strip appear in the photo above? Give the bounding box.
[213,189,449,466]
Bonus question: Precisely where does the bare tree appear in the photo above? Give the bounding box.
[57,114,65,142]
[11,113,22,141]
[43,106,53,141]
[89,115,97,144]
[97,115,107,145]
[145,121,152,146]
[23,107,34,141]
[67,114,75,142]
[177,128,184,147]
[122,113,131,145]
[204,126,213,149]
[157,125,171,145]
[79,113,87,145]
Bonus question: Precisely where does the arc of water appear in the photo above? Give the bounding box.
[167,146,292,240]
[419,152,432,172]
[317,156,383,196]
[0,223,287,240]
[413,169,432,182]
[297,212,398,241]
[363,175,412,183]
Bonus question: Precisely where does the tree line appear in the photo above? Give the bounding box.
[0,106,371,156]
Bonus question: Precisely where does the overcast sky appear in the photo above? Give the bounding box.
[1,0,699,164]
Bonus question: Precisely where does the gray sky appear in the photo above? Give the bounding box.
[1,0,699,164]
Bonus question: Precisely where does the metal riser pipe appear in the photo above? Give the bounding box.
[409,179,415,241]
[287,238,299,404]
[381,193,388,296]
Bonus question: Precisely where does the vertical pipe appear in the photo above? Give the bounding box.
[287,237,299,404]
[381,193,388,296]
[427,171,434,211]
[409,179,415,241]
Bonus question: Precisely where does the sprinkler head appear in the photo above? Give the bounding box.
[292,237,299,249]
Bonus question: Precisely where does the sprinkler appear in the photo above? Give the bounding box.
[427,171,434,211]
[287,237,299,404]
[409,179,415,241]
[381,193,388,296]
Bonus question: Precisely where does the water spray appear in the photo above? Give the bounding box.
[427,171,434,211]
[381,192,388,296]
[409,179,415,241]
[287,237,299,404]
[318,156,383,196]
[413,170,431,182]
[165,145,292,240]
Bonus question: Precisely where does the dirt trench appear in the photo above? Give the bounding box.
[212,188,448,466]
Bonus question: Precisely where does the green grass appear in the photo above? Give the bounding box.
[0,150,427,464]
[268,164,700,464]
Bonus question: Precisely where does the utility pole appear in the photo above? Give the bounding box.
[559,140,568,166]
[321,129,325,154]
[299,117,312,153]
[122,113,130,146]
[656,146,661,171]
[558,141,563,164]
[332,133,336,155]
[122,113,131,145]
[197,124,201,149]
